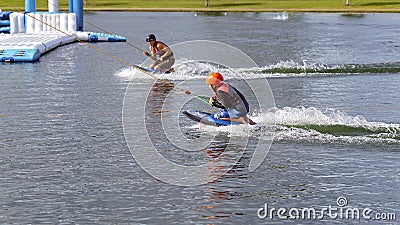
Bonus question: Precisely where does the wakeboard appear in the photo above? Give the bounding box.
[137,65,173,74]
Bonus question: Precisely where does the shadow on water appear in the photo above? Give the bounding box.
[209,2,261,7]
[360,1,400,6]
[144,81,178,161]
[195,12,228,17]
[340,13,365,18]
[261,62,400,75]
[144,81,265,222]
[193,143,250,221]
[288,124,400,138]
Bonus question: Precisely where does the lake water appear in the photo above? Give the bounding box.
[1,12,399,224]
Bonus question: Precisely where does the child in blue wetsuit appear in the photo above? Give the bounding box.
[206,72,255,125]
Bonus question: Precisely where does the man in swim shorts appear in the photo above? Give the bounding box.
[142,34,175,73]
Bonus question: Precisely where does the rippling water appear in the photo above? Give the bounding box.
[1,12,399,224]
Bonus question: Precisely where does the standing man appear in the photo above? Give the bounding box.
[143,34,175,73]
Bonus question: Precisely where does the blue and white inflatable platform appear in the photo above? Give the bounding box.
[0,33,74,62]
[0,0,126,63]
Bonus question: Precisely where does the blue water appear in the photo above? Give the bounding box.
[1,12,399,224]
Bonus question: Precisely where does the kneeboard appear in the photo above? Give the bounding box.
[143,67,173,74]
[133,64,173,74]
[183,110,241,127]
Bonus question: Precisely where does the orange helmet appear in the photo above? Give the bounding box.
[206,72,224,86]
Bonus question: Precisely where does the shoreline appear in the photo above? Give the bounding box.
[85,8,400,13]
[2,7,400,13]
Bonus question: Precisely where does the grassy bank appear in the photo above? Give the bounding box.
[2,0,400,12]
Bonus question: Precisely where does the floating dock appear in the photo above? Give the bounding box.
[0,31,126,62]
[0,33,74,62]
[0,0,126,63]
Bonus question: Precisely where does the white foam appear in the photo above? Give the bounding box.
[189,121,259,138]
[115,60,253,82]
[259,107,400,144]
[115,60,356,82]
[272,12,290,21]
[272,107,367,126]
[185,107,400,145]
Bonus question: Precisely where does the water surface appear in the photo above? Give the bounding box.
[1,12,399,224]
